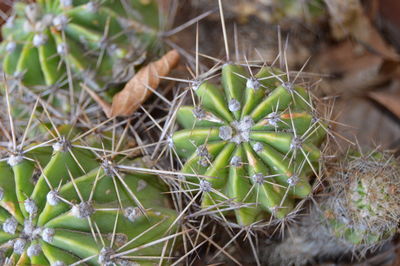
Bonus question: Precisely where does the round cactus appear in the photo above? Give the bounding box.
[171,63,327,226]
[1,0,160,90]
[266,150,400,265]
[0,132,178,265]
[322,151,400,247]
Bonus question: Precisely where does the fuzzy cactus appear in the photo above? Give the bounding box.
[266,150,400,265]
[1,0,160,90]
[322,151,400,247]
[171,63,327,226]
[0,131,178,265]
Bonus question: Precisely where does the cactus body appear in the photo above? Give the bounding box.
[267,151,400,265]
[172,64,326,226]
[1,0,160,90]
[323,151,400,246]
[0,135,178,265]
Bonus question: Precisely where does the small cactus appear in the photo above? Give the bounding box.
[323,151,400,247]
[267,150,400,265]
[1,0,160,90]
[172,63,327,226]
[0,129,178,265]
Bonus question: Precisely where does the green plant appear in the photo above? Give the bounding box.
[266,150,400,265]
[1,0,160,91]
[0,129,179,265]
[322,151,400,246]
[171,63,327,226]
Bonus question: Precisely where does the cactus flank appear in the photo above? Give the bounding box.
[267,150,400,265]
[323,151,400,247]
[171,63,327,226]
[1,0,160,90]
[0,128,179,265]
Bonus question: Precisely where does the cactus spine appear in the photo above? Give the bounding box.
[323,151,400,247]
[267,150,400,265]
[171,63,327,226]
[1,0,160,90]
[0,129,178,265]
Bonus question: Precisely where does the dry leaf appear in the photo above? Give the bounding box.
[314,1,400,95]
[333,97,400,149]
[314,40,397,95]
[86,50,180,118]
[110,49,179,117]
[368,91,400,119]
[325,0,399,61]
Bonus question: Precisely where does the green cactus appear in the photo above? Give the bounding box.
[0,131,179,265]
[171,63,327,226]
[266,150,400,265]
[1,0,160,91]
[322,151,400,246]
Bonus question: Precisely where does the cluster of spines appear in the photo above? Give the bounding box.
[0,127,179,265]
[171,63,327,226]
[323,151,400,247]
[1,0,159,89]
[266,150,400,266]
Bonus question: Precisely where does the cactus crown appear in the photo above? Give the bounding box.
[0,126,178,265]
[323,151,400,246]
[1,0,160,89]
[172,63,327,226]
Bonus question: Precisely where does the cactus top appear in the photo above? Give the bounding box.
[172,64,327,226]
[0,135,177,265]
[1,0,160,88]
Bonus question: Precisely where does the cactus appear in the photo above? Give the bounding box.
[0,129,179,265]
[1,0,160,91]
[266,150,400,265]
[322,151,400,247]
[171,63,327,226]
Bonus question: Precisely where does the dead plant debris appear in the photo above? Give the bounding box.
[86,49,180,118]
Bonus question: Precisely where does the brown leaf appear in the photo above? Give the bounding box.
[325,0,399,61]
[313,40,396,95]
[368,90,400,119]
[110,49,180,117]
[86,50,180,118]
[332,97,400,149]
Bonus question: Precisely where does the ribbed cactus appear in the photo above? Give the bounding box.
[1,0,160,90]
[172,63,327,226]
[0,133,178,265]
[322,151,400,247]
